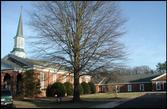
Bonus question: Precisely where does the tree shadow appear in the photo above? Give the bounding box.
[14,97,113,108]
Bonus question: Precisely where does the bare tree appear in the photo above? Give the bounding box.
[29,1,127,102]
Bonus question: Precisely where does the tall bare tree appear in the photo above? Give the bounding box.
[29,1,127,102]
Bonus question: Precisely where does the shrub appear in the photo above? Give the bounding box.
[46,84,54,97]
[88,82,96,94]
[81,82,91,94]
[23,70,40,97]
[52,82,66,97]
[64,82,73,96]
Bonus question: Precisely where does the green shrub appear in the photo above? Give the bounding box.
[81,82,91,94]
[64,82,73,96]
[52,82,65,97]
[46,82,65,97]
[46,84,54,97]
[88,82,96,94]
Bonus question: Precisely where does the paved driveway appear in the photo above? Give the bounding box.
[114,92,166,108]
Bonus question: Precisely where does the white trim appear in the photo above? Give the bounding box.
[33,66,69,74]
[40,72,45,89]
[98,78,106,85]
[95,82,151,86]
[107,82,151,85]
[152,73,166,81]
[154,81,166,83]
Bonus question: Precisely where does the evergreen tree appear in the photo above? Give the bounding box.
[64,82,73,96]
[88,82,96,94]
[23,70,41,97]
[81,82,91,94]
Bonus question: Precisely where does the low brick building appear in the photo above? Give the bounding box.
[152,73,166,91]
[96,73,166,93]
[1,54,92,97]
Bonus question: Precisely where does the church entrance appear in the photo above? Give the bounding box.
[3,73,12,90]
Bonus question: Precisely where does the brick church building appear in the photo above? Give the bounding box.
[1,10,91,97]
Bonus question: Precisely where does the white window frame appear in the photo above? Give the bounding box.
[156,82,161,90]
[127,84,132,92]
[115,85,120,92]
[140,84,144,91]
[40,72,45,89]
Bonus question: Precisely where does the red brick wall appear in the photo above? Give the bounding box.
[1,69,91,97]
[144,83,152,91]
[96,83,153,93]
[1,70,21,96]
[152,82,166,91]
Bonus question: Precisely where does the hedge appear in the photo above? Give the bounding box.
[64,82,73,96]
[81,82,91,94]
[46,82,65,97]
[46,84,54,97]
[88,82,96,94]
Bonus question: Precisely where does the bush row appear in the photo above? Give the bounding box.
[46,81,96,97]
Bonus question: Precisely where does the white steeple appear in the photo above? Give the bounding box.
[11,7,26,58]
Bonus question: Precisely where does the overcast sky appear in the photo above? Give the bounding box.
[1,1,166,70]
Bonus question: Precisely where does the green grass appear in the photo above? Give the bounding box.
[115,92,145,98]
[81,92,144,100]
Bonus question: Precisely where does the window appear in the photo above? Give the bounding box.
[162,82,166,90]
[102,86,108,93]
[116,85,120,92]
[156,82,161,90]
[128,85,132,92]
[64,75,67,82]
[40,72,45,89]
[140,84,144,91]
[52,74,57,82]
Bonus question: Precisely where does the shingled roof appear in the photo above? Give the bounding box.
[1,54,70,71]
[96,73,164,84]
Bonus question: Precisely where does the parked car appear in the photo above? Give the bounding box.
[1,89,13,107]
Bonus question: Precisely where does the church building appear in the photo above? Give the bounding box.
[1,10,91,97]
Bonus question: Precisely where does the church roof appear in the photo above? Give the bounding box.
[1,54,70,71]
[1,58,23,71]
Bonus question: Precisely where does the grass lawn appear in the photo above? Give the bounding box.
[81,92,144,101]
[13,92,144,108]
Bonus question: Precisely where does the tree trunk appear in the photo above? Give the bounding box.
[72,6,81,102]
[72,71,80,102]
[72,37,81,102]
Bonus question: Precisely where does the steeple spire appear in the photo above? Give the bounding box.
[16,6,23,37]
[11,7,26,58]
